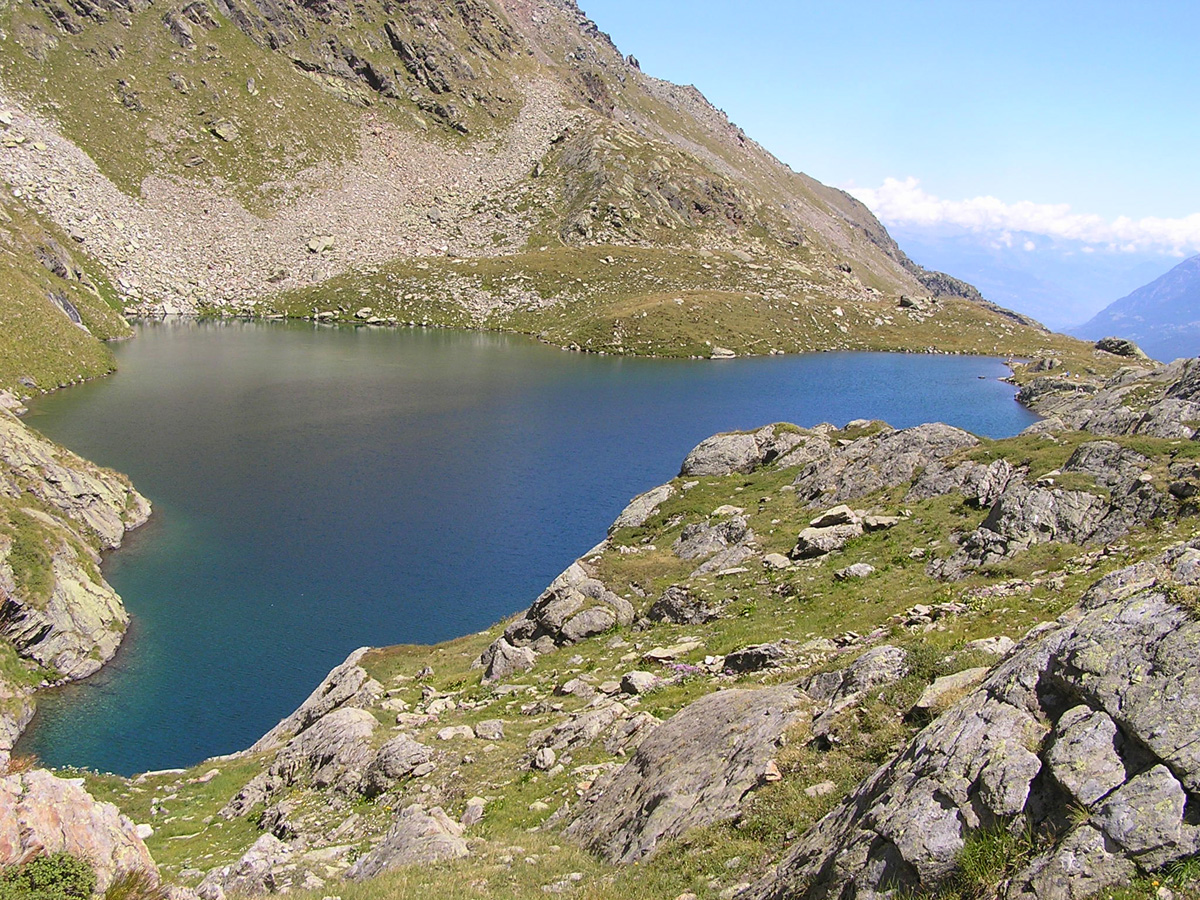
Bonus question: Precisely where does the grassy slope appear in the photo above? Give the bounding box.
[258,244,1119,364]
[0,198,129,394]
[68,422,1199,900]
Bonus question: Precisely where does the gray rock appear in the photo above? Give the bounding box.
[249,647,382,754]
[809,504,859,528]
[791,522,862,558]
[495,561,633,655]
[479,638,536,682]
[792,422,978,507]
[566,686,805,863]
[198,834,291,900]
[910,667,990,716]
[749,544,1200,900]
[474,719,505,740]
[647,584,725,625]
[834,562,875,580]
[1046,706,1126,807]
[674,516,752,560]
[724,643,786,673]
[223,707,377,817]
[620,671,659,694]
[362,735,434,797]
[1095,337,1150,359]
[679,424,807,476]
[611,483,675,530]
[345,805,468,880]
[533,747,557,770]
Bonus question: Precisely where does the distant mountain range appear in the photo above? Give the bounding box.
[889,225,1176,331]
[1074,254,1200,362]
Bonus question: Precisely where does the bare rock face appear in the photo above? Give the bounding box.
[929,441,1177,580]
[0,770,158,892]
[1018,357,1200,440]
[0,411,150,551]
[750,543,1200,900]
[1,526,129,680]
[679,424,808,476]
[223,707,379,817]
[792,423,978,507]
[566,685,805,863]
[249,647,383,754]
[344,805,468,880]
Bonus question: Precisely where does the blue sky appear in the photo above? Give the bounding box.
[583,1,1200,253]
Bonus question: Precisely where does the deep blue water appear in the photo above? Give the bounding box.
[19,322,1037,775]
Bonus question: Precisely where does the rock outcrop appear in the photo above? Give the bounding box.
[0,769,159,892]
[679,424,809,476]
[0,409,152,746]
[476,559,634,677]
[1018,356,1200,439]
[344,805,468,880]
[0,410,150,551]
[751,543,1200,900]
[248,647,382,755]
[567,685,806,863]
[792,422,979,507]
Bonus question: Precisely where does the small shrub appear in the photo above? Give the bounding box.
[0,852,97,900]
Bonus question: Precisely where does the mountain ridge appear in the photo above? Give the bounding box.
[1076,253,1200,362]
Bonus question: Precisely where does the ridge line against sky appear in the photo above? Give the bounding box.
[581,0,1200,255]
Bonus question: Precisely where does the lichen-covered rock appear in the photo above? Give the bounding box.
[566,686,805,863]
[792,423,979,507]
[679,424,811,476]
[750,543,1200,900]
[0,514,130,681]
[0,770,158,892]
[345,805,468,880]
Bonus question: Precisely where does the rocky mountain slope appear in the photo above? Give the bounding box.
[1075,253,1200,364]
[0,0,1100,364]
[33,354,1195,900]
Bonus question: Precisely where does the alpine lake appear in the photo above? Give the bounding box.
[19,321,1038,775]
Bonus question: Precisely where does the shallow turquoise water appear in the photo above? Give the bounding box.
[19,321,1037,774]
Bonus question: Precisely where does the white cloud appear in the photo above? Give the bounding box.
[1023,240,1036,252]
[849,177,1200,254]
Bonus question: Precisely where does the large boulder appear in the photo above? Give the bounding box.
[679,424,809,476]
[750,543,1200,900]
[223,707,379,817]
[0,770,159,892]
[611,483,675,530]
[566,686,805,863]
[490,561,633,655]
[345,805,468,880]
